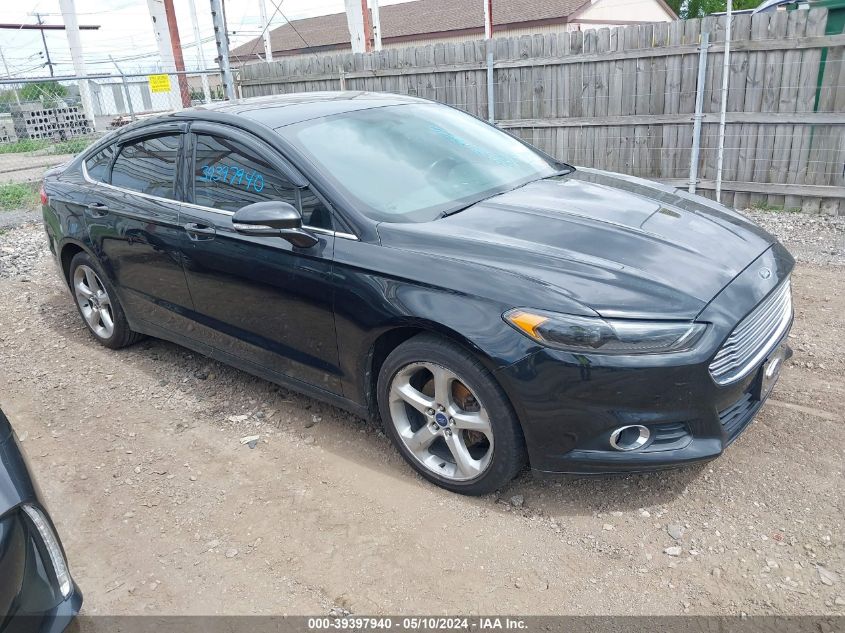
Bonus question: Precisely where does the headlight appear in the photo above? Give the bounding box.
[504,308,706,354]
[21,504,72,599]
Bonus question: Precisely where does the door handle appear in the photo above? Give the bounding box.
[85,202,110,217]
[184,222,216,240]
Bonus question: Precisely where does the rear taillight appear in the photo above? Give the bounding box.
[39,185,48,206]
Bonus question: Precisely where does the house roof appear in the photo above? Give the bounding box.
[231,0,592,61]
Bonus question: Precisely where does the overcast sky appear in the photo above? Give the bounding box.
[0,0,415,77]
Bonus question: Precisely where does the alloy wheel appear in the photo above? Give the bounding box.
[388,362,494,481]
[73,264,115,339]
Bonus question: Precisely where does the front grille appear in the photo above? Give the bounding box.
[709,280,793,385]
[718,391,760,443]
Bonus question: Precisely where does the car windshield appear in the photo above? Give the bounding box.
[281,103,560,223]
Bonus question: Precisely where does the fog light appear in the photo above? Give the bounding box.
[609,425,650,451]
[22,504,72,598]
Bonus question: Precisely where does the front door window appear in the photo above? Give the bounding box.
[192,134,332,230]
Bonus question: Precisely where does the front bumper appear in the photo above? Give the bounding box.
[495,244,795,476]
[500,340,791,476]
[0,506,83,633]
[1,584,82,633]
[1,408,82,633]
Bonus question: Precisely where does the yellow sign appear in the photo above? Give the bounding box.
[148,74,171,93]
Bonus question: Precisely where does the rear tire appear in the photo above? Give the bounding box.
[68,252,144,349]
[377,333,526,495]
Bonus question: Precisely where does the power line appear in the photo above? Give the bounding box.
[241,0,287,62]
[238,0,320,64]
[0,22,100,29]
[278,4,317,54]
[1,33,220,72]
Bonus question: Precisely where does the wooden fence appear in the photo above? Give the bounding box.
[238,8,845,214]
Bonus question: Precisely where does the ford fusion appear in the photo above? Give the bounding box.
[41,92,793,495]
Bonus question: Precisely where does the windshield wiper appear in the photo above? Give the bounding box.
[439,167,574,219]
[439,191,503,218]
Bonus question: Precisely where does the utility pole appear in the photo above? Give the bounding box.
[343,0,372,53]
[163,0,191,107]
[35,13,55,77]
[371,0,381,51]
[188,0,212,103]
[0,46,21,105]
[58,0,96,130]
[483,0,493,39]
[258,0,273,62]
[361,0,373,52]
[1,17,99,85]
[146,0,183,109]
[210,0,236,100]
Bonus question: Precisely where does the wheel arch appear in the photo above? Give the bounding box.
[58,239,93,286]
[363,321,522,426]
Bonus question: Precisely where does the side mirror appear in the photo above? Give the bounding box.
[232,201,318,248]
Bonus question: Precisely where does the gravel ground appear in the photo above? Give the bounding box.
[0,210,842,616]
[0,207,41,230]
[0,222,44,275]
[744,210,845,267]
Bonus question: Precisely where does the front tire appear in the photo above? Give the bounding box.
[69,252,144,349]
[377,334,527,495]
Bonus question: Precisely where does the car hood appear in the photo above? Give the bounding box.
[377,168,776,320]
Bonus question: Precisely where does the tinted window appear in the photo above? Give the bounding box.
[193,134,297,213]
[111,135,180,199]
[85,145,115,182]
[298,187,332,230]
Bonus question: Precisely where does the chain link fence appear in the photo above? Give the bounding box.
[0,70,222,192]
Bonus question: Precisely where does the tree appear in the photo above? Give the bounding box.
[664,0,684,15]
[19,81,67,107]
[666,0,761,18]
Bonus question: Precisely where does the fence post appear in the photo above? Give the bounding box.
[122,75,136,121]
[688,32,709,195]
[715,4,733,203]
[110,55,136,122]
[486,40,495,124]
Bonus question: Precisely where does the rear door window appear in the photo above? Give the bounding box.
[110,134,181,200]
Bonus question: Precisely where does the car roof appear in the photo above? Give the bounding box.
[90,92,428,148]
[190,91,427,129]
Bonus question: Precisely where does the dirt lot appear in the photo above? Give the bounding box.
[0,212,843,616]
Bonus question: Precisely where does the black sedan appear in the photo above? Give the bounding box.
[41,92,793,495]
[0,408,82,631]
